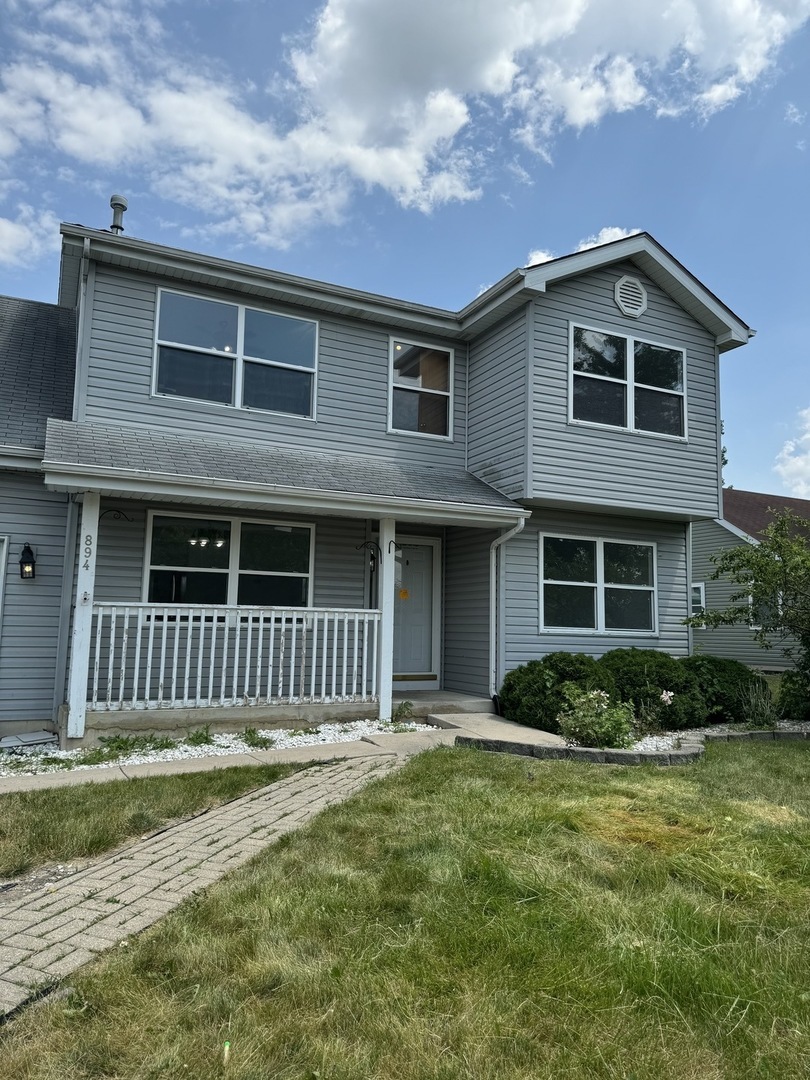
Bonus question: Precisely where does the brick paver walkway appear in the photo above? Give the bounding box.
[0,754,399,1019]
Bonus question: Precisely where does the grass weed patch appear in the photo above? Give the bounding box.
[0,762,310,877]
[2,743,810,1078]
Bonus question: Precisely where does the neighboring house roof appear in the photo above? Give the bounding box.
[58,224,753,350]
[0,295,76,451]
[721,488,810,540]
[43,419,527,527]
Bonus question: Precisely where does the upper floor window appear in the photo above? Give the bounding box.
[155,291,317,418]
[570,325,685,438]
[541,534,657,633]
[389,339,453,439]
[146,513,313,607]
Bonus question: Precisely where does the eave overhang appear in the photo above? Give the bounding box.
[59,226,753,351]
[43,460,529,529]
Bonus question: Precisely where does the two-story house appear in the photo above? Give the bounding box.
[0,209,753,744]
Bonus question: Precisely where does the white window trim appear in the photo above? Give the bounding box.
[567,322,688,441]
[691,582,706,627]
[152,288,319,422]
[387,336,454,442]
[748,589,783,632]
[539,532,659,635]
[0,536,8,632]
[142,509,315,607]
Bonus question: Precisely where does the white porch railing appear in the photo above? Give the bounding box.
[88,604,381,711]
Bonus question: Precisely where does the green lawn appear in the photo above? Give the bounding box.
[0,762,312,878]
[3,743,810,1079]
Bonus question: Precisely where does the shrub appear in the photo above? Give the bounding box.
[499,653,615,734]
[777,669,810,723]
[679,655,769,724]
[556,684,634,749]
[597,648,707,730]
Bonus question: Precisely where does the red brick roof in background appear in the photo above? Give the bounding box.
[722,488,810,539]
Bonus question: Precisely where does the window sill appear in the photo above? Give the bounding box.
[151,390,317,422]
[387,427,454,443]
[566,419,687,444]
[539,628,659,637]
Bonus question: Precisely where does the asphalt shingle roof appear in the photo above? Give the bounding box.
[0,295,76,449]
[44,419,521,511]
[723,488,810,539]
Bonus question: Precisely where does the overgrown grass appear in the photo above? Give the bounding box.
[0,762,311,877]
[3,743,810,1078]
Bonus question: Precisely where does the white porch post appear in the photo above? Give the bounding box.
[377,517,396,720]
[66,492,100,738]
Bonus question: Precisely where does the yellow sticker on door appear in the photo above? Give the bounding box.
[398,588,410,600]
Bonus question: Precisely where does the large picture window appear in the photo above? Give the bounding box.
[146,514,313,607]
[571,325,685,437]
[155,291,317,418]
[389,339,453,438]
[541,534,657,633]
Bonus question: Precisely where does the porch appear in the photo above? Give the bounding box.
[44,419,528,741]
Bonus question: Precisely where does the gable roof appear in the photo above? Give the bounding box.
[43,419,528,528]
[517,233,752,351]
[59,225,752,349]
[0,295,76,452]
[721,488,810,540]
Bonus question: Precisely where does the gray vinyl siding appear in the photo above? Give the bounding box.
[81,269,466,468]
[502,508,689,680]
[530,263,721,517]
[0,471,69,724]
[691,519,794,669]
[467,309,527,498]
[84,501,368,610]
[443,527,495,695]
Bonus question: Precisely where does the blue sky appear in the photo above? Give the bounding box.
[1,0,809,496]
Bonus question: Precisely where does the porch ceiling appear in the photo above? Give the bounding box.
[43,419,528,528]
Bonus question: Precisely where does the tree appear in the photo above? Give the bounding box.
[688,511,810,717]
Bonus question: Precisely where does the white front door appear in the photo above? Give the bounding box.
[393,539,441,689]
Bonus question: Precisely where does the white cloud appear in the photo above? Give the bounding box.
[576,226,643,251]
[526,248,555,266]
[0,0,808,249]
[0,204,61,267]
[775,407,810,497]
[785,102,806,123]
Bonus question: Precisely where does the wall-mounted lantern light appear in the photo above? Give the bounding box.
[19,544,36,579]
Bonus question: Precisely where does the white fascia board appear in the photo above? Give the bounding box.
[62,226,462,339]
[715,517,759,544]
[523,233,752,350]
[0,447,43,471]
[43,462,530,529]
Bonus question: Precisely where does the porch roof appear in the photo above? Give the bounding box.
[43,419,528,528]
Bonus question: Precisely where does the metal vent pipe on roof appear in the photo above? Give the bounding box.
[109,194,128,234]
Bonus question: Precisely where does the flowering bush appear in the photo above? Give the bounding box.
[556,683,635,749]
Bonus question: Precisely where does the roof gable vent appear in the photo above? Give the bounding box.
[615,275,647,318]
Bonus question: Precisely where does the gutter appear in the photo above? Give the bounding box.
[489,517,526,697]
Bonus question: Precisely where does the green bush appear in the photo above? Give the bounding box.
[597,648,707,730]
[777,669,810,723]
[556,684,635,749]
[679,654,769,723]
[499,653,615,734]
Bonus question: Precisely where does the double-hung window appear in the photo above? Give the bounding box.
[389,339,453,438]
[571,325,685,437]
[155,291,317,418]
[541,535,657,633]
[146,514,313,608]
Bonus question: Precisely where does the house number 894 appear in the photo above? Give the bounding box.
[82,534,94,571]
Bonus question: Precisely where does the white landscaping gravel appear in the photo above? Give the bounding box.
[0,719,436,777]
[630,719,810,753]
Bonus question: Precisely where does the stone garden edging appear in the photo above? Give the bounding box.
[455,728,810,766]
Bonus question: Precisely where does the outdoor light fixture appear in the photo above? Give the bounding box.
[19,544,36,579]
